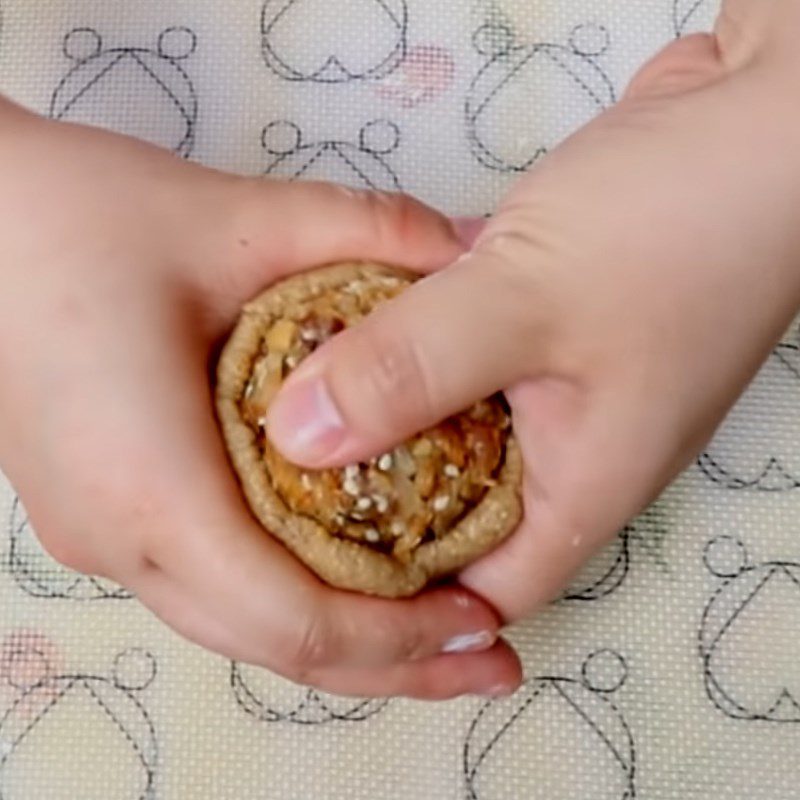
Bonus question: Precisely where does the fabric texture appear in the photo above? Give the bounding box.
[5,1,800,798]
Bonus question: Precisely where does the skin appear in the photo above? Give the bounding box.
[0,99,521,700]
[4,0,799,701]
[269,0,800,629]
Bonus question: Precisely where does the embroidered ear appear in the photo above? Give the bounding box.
[472,23,515,58]
[262,121,303,156]
[581,649,628,694]
[359,120,400,155]
[569,23,611,58]
[63,28,103,62]
[112,649,156,692]
[704,535,750,579]
[158,27,197,61]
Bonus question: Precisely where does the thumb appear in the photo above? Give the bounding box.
[267,242,541,468]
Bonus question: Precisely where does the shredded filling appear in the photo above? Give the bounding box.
[240,271,511,562]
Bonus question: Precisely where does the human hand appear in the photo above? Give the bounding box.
[266,0,800,621]
[0,99,522,698]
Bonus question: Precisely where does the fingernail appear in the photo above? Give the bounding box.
[441,630,495,654]
[451,216,486,250]
[478,683,516,698]
[267,377,346,463]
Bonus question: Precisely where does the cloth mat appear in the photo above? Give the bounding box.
[3,1,800,798]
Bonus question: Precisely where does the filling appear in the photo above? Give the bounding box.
[241,271,511,561]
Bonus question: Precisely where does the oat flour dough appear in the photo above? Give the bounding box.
[216,262,523,597]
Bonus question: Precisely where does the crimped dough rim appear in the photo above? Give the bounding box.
[216,262,523,598]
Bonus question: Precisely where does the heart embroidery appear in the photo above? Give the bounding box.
[465,651,635,799]
[466,23,615,173]
[0,649,157,799]
[231,661,389,725]
[698,343,800,491]
[50,28,198,158]
[374,45,455,108]
[261,0,407,82]
[701,536,800,722]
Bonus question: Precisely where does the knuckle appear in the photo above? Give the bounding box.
[35,525,97,575]
[361,190,419,244]
[395,623,426,663]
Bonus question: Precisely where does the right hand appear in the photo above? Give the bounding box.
[266,0,800,622]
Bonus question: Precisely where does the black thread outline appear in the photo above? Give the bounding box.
[464,650,635,799]
[466,23,616,173]
[6,496,133,601]
[0,649,158,798]
[230,662,389,725]
[262,119,403,191]
[697,343,800,492]
[49,27,198,159]
[564,530,631,602]
[260,0,408,83]
[700,536,800,722]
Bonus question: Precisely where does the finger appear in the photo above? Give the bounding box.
[459,383,653,621]
[266,241,544,468]
[163,498,504,676]
[139,380,504,676]
[207,181,472,313]
[144,563,520,700]
[306,640,523,700]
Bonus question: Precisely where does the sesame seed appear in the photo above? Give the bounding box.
[344,464,360,480]
[343,478,360,496]
[444,464,460,478]
[301,473,312,491]
[433,495,450,512]
[356,497,373,511]
[377,453,393,471]
[257,416,268,428]
[365,528,381,543]
[300,328,319,342]
[390,521,406,536]
[373,495,389,514]
[285,355,298,368]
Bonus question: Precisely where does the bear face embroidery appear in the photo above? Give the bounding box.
[701,536,800,722]
[261,119,402,191]
[50,27,198,158]
[466,22,616,174]
[261,0,407,83]
[231,661,389,725]
[7,497,132,601]
[464,650,635,799]
[0,646,158,800]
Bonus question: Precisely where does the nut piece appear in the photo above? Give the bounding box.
[266,319,298,352]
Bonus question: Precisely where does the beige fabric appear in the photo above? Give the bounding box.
[7,2,800,799]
